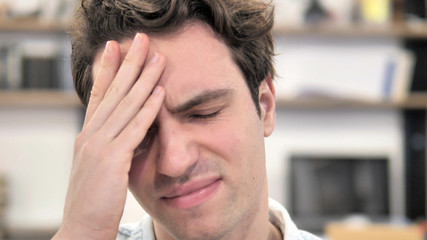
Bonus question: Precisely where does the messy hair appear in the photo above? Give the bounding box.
[70,0,275,114]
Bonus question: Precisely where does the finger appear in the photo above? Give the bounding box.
[113,86,165,156]
[84,41,121,128]
[85,33,150,133]
[100,52,165,140]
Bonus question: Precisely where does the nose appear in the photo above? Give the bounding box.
[156,121,198,178]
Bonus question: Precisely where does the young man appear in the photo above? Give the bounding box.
[53,0,321,239]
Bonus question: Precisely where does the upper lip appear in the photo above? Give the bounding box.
[159,176,221,199]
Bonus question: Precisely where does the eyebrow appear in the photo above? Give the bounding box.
[169,88,235,114]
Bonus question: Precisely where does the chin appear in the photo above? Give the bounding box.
[160,221,233,240]
[153,204,240,240]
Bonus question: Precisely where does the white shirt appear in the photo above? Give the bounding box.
[117,198,322,240]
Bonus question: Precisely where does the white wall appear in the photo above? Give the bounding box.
[0,107,80,230]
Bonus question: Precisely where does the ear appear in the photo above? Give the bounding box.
[258,74,276,137]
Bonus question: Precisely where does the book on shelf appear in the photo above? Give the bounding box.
[273,38,414,103]
[383,49,415,103]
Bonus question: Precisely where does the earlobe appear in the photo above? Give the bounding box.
[258,74,276,137]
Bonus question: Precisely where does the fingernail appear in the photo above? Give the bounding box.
[105,41,112,54]
[150,52,159,64]
[134,33,143,46]
[152,86,162,95]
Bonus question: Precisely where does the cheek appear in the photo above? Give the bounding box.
[204,118,259,164]
[224,113,266,174]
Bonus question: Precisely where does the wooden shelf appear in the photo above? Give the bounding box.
[0,90,82,107]
[273,23,427,39]
[2,91,426,109]
[276,93,427,109]
[0,18,67,32]
[1,18,425,37]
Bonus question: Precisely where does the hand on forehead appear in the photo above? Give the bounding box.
[93,22,244,111]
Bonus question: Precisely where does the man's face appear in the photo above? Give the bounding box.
[93,21,275,240]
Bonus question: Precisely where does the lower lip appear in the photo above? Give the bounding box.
[162,179,222,210]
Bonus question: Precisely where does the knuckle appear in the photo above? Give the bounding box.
[133,113,150,130]
[79,135,105,158]
[107,83,120,95]
[74,131,88,150]
[122,55,133,64]
[123,54,144,69]
[119,95,133,107]
[130,116,143,131]
[73,132,117,167]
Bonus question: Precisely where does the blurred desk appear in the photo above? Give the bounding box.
[326,223,424,240]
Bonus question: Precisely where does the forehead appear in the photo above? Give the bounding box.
[150,21,242,89]
[94,21,246,106]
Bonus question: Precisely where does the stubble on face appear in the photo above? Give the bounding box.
[150,156,242,240]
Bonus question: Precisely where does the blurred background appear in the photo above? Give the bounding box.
[0,0,426,239]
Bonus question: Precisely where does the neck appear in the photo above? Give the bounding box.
[269,221,282,240]
[218,179,278,240]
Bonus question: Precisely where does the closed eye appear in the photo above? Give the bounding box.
[189,110,221,119]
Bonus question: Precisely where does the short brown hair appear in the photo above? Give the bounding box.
[70,0,275,114]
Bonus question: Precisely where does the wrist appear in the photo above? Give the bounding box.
[52,222,118,240]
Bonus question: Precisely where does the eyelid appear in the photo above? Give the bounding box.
[184,100,232,120]
[189,110,221,119]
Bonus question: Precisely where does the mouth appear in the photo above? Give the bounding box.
[160,177,222,210]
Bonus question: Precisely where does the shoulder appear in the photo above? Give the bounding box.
[116,215,155,240]
[269,198,323,240]
[298,230,323,240]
